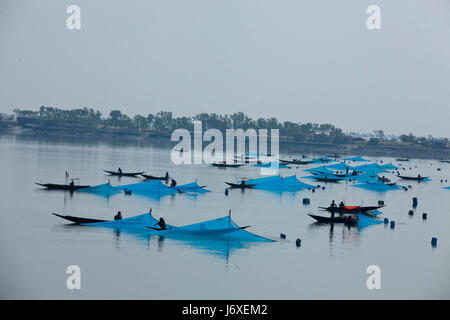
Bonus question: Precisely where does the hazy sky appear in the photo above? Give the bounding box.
[1,0,449,137]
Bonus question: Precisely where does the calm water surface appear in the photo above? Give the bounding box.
[0,134,449,299]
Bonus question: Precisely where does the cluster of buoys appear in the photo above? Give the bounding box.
[280,233,302,247]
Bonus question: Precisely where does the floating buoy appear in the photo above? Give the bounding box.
[408,209,414,216]
[390,221,395,229]
[422,213,427,220]
[322,186,325,190]
[437,168,441,171]
[280,233,286,239]
[296,239,301,247]
[431,237,438,247]
[302,198,310,205]
[225,188,229,196]
[312,189,315,193]
[378,200,384,206]
[412,197,418,207]
[383,218,389,224]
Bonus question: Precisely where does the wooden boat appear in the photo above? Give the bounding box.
[36,183,90,191]
[225,182,256,189]
[141,174,169,180]
[439,160,450,163]
[308,214,357,224]
[312,177,342,183]
[52,213,107,224]
[318,205,385,213]
[280,159,314,165]
[104,170,144,177]
[52,212,269,241]
[396,158,410,162]
[211,163,243,168]
[397,175,428,181]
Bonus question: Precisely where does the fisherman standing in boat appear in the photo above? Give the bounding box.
[339,201,345,212]
[164,172,169,180]
[118,167,122,174]
[240,179,246,187]
[114,211,122,220]
[330,200,337,219]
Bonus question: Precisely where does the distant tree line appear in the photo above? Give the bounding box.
[10,106,448,147]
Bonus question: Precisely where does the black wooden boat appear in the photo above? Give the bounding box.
[312,177,342,183]
[36,183,90,191]
[318,205,385,213]
[211,163,243,168]
[141,174,170,180]
[397,175,428,181]
[225,182,256,189]
[280,159,314,165]
[104,170,145,177]
[52,213,107,224]
[308,214,357,224]
[396,158,410,162]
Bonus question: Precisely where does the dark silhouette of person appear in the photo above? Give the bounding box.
[69,180,75,187]
[330,200,337,219]
[339,201,345,211]
[114,211,122,220]
[346,166,349,175]
[164,172,169,180]
[170,179,177,187]
[155,217,167,230]
[240,180,246,187]
[118,167,122,174]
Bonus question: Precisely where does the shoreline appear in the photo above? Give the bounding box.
[1,127,450,161]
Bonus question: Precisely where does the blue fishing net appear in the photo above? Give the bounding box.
[176,181,211,193]
[358,213,384,230]
[246,175,317,193]
[325,162,354,171]
[344,156,369,162]
[116,180,177,196]
[351,163,386,175]
[304,166,335,174]
[115,180,209,198]
[352,181,402,192]
[82,212,274,242]
[78,183,121,198]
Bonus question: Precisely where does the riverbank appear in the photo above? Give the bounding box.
[1,126,450,161]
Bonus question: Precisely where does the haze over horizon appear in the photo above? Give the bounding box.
[1,0,449,137]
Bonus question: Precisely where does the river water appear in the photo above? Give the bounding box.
[0,133,449,299]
